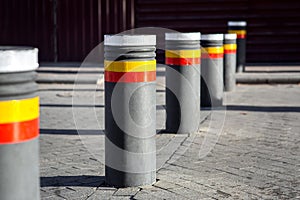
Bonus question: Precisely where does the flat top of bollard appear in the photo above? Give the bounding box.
[0,46,36,51]
[224,33,237,40]
[104,35,156,46]
[0,46,39,73]
[201,34,224,41]
[228,21,247,26]
[165,32,201,41]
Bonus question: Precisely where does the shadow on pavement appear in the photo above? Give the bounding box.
[157,71,165,76]
[39,89,164,92]
[39,88,105,92]
[156,89,165,93]
[37,70,102,74]
[245,70,300,73]
[226,105,300,112]
[40,104,104,108]
[41,104,166,109]
[40,175,106,187]
[40,129,104,135]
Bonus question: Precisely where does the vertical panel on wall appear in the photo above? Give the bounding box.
[246,0,300,62]
[135,0,300,63]
[100,0,135,36]
[135,0,248,62]
[0,0,136,62]
[136,0,248,33]
[56,0,99,61]
[0,0,54,61]
[56,0,135,62]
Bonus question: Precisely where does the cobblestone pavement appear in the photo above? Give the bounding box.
[39,83,300,200]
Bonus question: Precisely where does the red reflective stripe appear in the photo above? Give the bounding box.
[0,118,39,144]
[224,50,237,54]
[202,53,224,59]
[105,71,156,83]
[237,34,246,39]
[165,57,201,65]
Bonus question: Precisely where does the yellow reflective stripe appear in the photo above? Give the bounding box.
[165,49,201,58]
[0,97,39,124]
[201,47,224,54]
[224,44,237,50]
[104,60,156,72]
[228,30,247,35]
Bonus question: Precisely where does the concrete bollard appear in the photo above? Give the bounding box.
[228,21,247,73]
[104,35,156,187]
[0,47,40,200]
[201,34,224,107]
[224,33,237,92]
[165,32,201,134]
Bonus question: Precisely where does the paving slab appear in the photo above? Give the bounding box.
[39,79,300,199]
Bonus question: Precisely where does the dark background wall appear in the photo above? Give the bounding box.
[135,0,300,63]
[0,0,299,63]
[56,0,134,61]
[0,0,134,62]
[0,0,54,61]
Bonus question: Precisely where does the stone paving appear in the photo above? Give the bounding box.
[39,82,300,200]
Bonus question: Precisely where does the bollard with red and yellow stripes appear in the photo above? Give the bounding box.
[165,32,201,134]
[0,47,40,200]
[224,33,237,91]
[201,34,224,107]
[104,60,156,83]
[228,21,247,72]
[104,35,156,187]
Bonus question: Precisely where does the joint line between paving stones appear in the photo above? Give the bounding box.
[200,112,212,125]
[84,182,110,200]
[253,152,299,166]
[177,173,262,199]
[155,178,218,199]
[158,113,211,172]
[167,162,262,192]
[129,188,142,199]
[168,162,280,198]
[152,184,190,199]
[194,111,212,132]
[250,165,297,179]
[157,134,190,172]
[170,162,252,180]
[160,163,228,198]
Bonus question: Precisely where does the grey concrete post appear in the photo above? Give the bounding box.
[228,21,247,73]
[165,32,201,134]
[0,47,40,200]
[224,33,237,92]
[104,35,156,187]
[201,34,224,107]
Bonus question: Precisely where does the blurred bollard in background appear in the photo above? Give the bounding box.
[228,21,247,73]
[223,33,237,92]
[201,34,224,107]
[165,32,201,134]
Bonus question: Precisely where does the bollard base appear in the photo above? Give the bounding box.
[225,87,236,92]
[0,139,40,200]
[237,65,245,73]
[166,126,199,134]
[105,166,156,188]
[201,97,223,108]
[201,78,223,108]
